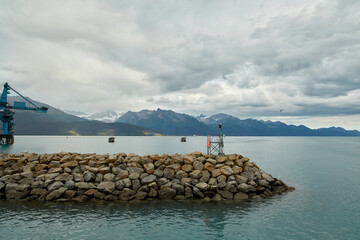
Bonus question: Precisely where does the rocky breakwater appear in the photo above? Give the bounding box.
[0,152,294,202]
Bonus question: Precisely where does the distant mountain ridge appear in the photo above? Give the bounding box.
[7,96,160,136]
[5,96,360,136]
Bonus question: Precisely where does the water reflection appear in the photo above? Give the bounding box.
[0,198,276,240]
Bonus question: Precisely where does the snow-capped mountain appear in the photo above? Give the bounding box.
[63,109,123,123]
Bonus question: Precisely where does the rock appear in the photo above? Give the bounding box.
[0,181,5,191]
[45,187,66,200]
[115,180,124,190]
[119,188,135,201]
[224,181,237,193]
[232,166,242,174]
[104,173,116,182]
[148,189,158,198]
[55,173,73,182]
[95,173,103,183]
[48,167,63,174]
[211,169,221,178]
[217,175,227,187]
[6,190,28,199]
[199,170,210,183]
[262,173,274,182]
[48,181,64,192]
[235,175,248,184]
[129,172,140,180]
[30,188,47,196]
[97,181,115,192]
[220,166,234,176]
[241,171,254,180]
[127,167,144,174]
[175,170,188,179]
[62,161,78,168]
[264,189,273,196]
[64,190,77,199]
[84,189,98,196]
[258,179,269,187]
[181,164,193,173]
[238,183,252,193]
[272,186,286,194]
[216,156,227,163]
[73,173,84,182]
[217,190,233,199]
[193,187,204,198]
[104,195,118,201]
[141,174,156,184]
[163,168,175,179]
[65,180,75,190]
[83,171,95,182]
[185,187,193,198]
[45,173,60,181]
[135,191,148,200]
[99,167,110,175]
[204,162,215,172]
[195,182,210,192]
[159,188,176,199]
[143,163,154,174]
[193,161,203,171]
[234,192,249,200]
[75,182,90,189]
[117,170,129,179]
[122,178,132,188]
[171,183,184,194]
[132,179,141,192]
[189,170,202,179]
[212,193,223,201]
[154,169,163,178]
[168,164,181,171]
[208,178,217,185]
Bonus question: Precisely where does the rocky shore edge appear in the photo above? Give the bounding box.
[0,152,294,202]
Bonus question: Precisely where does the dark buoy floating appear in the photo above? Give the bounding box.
[181,137,186,142]
[108,137,115,143]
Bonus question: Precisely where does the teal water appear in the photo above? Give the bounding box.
[1,136,360,239]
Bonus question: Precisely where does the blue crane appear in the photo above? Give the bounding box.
[0,82,48,144]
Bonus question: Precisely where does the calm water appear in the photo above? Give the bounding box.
[1,136,360,240]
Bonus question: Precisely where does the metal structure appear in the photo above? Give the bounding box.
[0,82,48,144]
[207,123,224,156]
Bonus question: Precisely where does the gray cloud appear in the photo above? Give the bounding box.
[0,0,359,129]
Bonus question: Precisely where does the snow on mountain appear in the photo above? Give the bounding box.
[63,109,123,123]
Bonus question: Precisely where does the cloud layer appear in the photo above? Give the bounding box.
[0,0,359,129]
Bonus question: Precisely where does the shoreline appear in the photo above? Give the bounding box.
[0,152,294,202]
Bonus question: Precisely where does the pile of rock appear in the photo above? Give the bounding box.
[0,152,294,202]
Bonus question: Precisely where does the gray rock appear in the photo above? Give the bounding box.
[141,174,157,184]
[159,188,176,199]
[262,173,274,182]
[212,193,223,201]
[241,171,254,180]
[238,183,252,193]
[224,181,237,193]
[127,167,144,174]
[73,173,84,182]
[97,181,115,192]
[189,170,202,179]
[193,187,204,198]
[6,190,28,199]
[95,173,103,183]
[104,173,116,182]
[64,180,75,190]
[122,178,132,188]
[115,180,124,190]
[172,183,184,194]
[208,178,217,185]
[83,171,95,182]
[258,179,269,187]
[195,182,210,192]
[135,191,148,200]
[193,161,204,170]
[0,181,5,191]
[131,179,140,192]
[48,181,64,192]
[154,169,163,178]
[117,170,129,179]
[235,175,248,184]
[199,170,210,183]
[75,182,90,189]
[143,163,154,174]
[119,188,135,201]
[45,187,67,201]
[163,168,175,179]
[129,172,140,180]
[180,178,192,185]
[148,189,158,198]
[30,188,47,196]
[175,170,188,179]
[185,187,193,198]
[217,190,233,199]
[157,177,169,186]
[234,192,249,200]
[55,173,73,182]
[111,167,121,175]
[45,173,60,181]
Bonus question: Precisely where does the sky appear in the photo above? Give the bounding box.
[0,0,359,130]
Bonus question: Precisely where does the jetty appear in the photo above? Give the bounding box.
[0,152,294,202]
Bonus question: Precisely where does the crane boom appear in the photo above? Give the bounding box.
[0,82,48,144]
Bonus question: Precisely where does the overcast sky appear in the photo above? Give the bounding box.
[0,0,359,129]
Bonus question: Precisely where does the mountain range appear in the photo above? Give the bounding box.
[5,97,360,136]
